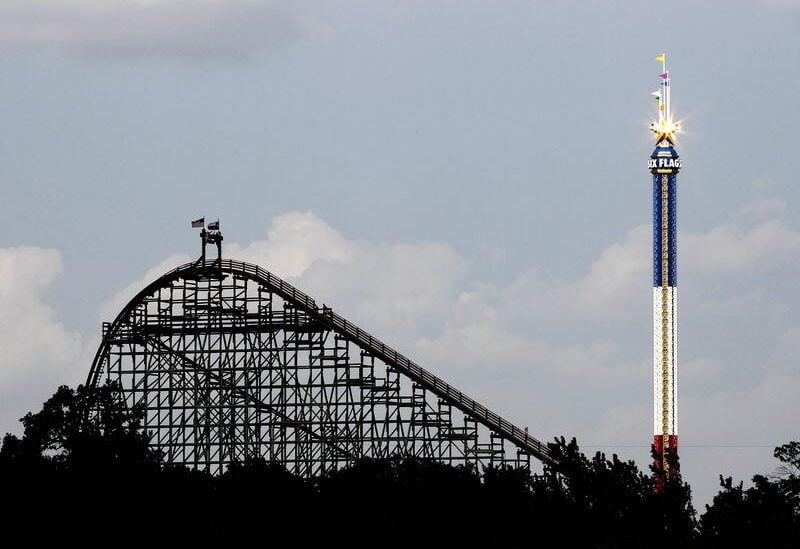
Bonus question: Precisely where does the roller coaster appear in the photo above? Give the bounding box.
[84,258,557,476]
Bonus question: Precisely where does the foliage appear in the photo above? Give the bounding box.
[0,384,798,546]
[533,436,696,548]
[0,380,158,471]
[698,442,800,547]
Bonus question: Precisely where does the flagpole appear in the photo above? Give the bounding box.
[663,54,669,123]
[660,53,664,126]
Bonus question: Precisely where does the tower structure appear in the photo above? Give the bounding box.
[648,54,681,473]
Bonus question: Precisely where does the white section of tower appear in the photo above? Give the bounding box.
[653,287,677,438]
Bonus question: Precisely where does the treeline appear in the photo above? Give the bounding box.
[1,383,798,547]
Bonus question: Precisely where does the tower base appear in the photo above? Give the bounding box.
[653,434,679,490]
[653,434,679,458]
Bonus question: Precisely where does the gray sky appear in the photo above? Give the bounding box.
[1,0,799,507]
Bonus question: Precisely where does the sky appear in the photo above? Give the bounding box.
[1,0,799,508]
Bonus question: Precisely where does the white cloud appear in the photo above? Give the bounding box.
[415,291,542,369]
[571,224,650,319]
[561,200,800,321]
[97,253,192,322]
[414,280,633,381]
[0,246,83,385]
[228,211,356,279]
[0,246,88,436]
[0,0,328,61]
[683,219,800,276]
[228,211,464,339]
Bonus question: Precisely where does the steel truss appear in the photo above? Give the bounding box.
[85,259,556,475]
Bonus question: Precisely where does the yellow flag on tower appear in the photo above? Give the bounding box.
[655,54,665,62]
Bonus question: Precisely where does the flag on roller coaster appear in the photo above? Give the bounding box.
[191,218,204,228]
[208,221,220,231]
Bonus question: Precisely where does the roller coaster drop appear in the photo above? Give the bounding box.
[84,255,557,476]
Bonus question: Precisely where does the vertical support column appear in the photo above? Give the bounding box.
[651,147,679,478]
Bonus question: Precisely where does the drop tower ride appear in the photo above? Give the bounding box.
[649,54,681,473]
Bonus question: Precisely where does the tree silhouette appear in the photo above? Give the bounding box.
[699,442,800,547]
[536,436,696,548]
[0,381,159,470]
[2,383,799,546]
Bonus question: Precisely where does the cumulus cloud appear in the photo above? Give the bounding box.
[227,211,465,339]
[550,197,800,321]
[0,0,328,61]
[0,246,84,385]
[683,219,800,276]
[228,211,356,279]
[0,246,88,436]
[571,224,650,319]
[98,252,192,322]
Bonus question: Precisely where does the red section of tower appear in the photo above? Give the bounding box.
[653,435,679,466]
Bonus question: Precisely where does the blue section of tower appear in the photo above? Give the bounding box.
[651,145,680,288]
